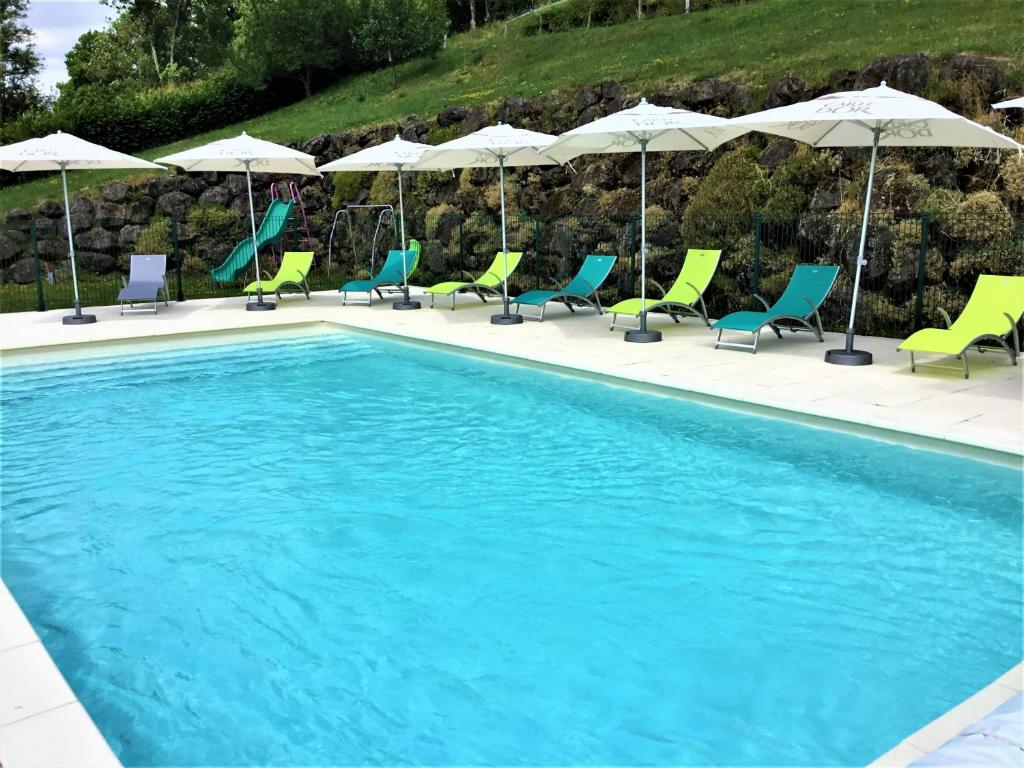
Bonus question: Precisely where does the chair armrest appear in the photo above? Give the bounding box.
[460,270,476,282]
[752,294,771,311]
[650,279,668,298]
[937,308,953,328]
[685,282,701,300]
[802,296,816,314]
[121,276,128,289]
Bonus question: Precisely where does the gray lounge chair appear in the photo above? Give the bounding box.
[118,254,169,314]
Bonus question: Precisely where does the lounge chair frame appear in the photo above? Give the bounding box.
[714,294,828,353]
[513,282,605,322]
[907,309,1020,379]
[245,274,312,301]
[429,272,504,310]
[342,282,403,306]
[608,278,711,331]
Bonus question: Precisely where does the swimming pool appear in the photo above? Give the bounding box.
[1,331,1021,765]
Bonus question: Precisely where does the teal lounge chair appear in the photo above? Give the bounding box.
[511,254,617,321]
[713,264,840,353]
[339,239,420,306]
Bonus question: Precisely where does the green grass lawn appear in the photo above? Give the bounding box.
[2,0,1020,213]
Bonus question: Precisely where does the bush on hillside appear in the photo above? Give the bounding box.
[0,69,302,154]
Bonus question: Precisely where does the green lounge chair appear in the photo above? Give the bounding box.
[607,248,721,331]
[511,254,617,321]
[713,264,840,353]
[243,251,314,300]
[898,274,1024,379]
[424,251,524,310]
[339,239,420,306]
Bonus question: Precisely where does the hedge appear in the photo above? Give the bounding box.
[0,69,303,155]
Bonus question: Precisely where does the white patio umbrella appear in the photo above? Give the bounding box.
[993,96,1024,109]
[318,135,430,310]
[729,81,1022,365]
[157,132,319,311]
[0,131,164,325]
[543,99,749,342]
[415,123,557,324]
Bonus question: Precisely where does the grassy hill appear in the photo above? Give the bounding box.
[2,0,1021,213]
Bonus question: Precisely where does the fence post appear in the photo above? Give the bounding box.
[31,219,45,312]
[457,215,465,276]
[172,217,184,302]
[628,213,638,295]
[913,213,929,331]
[534,216,543,291]
[751,213,763,307]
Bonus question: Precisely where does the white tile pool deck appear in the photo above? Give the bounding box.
[0,289,1021,766]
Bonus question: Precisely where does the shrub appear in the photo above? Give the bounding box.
[368,172,396,205]
[999,157,1024,203]
[188,206,243,241]
[947,191,1013,245]
[331,172,366,208]
[1,69,301,154]
[137,217,172,254]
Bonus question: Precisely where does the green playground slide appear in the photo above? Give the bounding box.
[211,199,296,284]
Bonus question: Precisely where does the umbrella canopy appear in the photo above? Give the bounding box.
[156,131,320,175]
[415,124,558,324]
[728,81,1022,365]
[0,131,165,325]
[0,130,165,172]
[544,99,748,342]
[732,82,1020,149]
[542,98,747,162]
[318,136,431,309]
[993,96,1024,109]
[415,123,558,170]
[157,133,320,309]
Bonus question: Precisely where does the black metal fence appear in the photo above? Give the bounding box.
[2,208,1021,340]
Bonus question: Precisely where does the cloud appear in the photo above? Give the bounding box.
[25,0,113,92]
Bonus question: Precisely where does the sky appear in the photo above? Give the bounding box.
[25,0,112,93]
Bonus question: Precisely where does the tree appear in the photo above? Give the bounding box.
[232,0,355,98]
[351,0,448,78]
[0,0,42,124]
[64,23,144,88]
[101,0,235,86]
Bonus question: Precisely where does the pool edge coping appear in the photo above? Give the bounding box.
[867,662,1023,766]
[0,578,122,768]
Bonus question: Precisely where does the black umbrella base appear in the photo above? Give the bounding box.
[63,313,97,325]
[624,329,662,343]
[491,313,524,325]
[825,348,873,366]
[246,300,277,311]
[393,299,422,310]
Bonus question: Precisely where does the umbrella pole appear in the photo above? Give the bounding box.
[245,160,275,311]
[491,153,523,325]
[60,163,97,325]
[625,139,661,343]
[392,165,420,310]
[825,127,879,365]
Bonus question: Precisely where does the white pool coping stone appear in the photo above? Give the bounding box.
[869,663,1023,766]
[0,289,1021,766]
[0,579,121,768]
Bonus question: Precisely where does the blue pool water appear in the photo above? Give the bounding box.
[1,332,1021,766]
